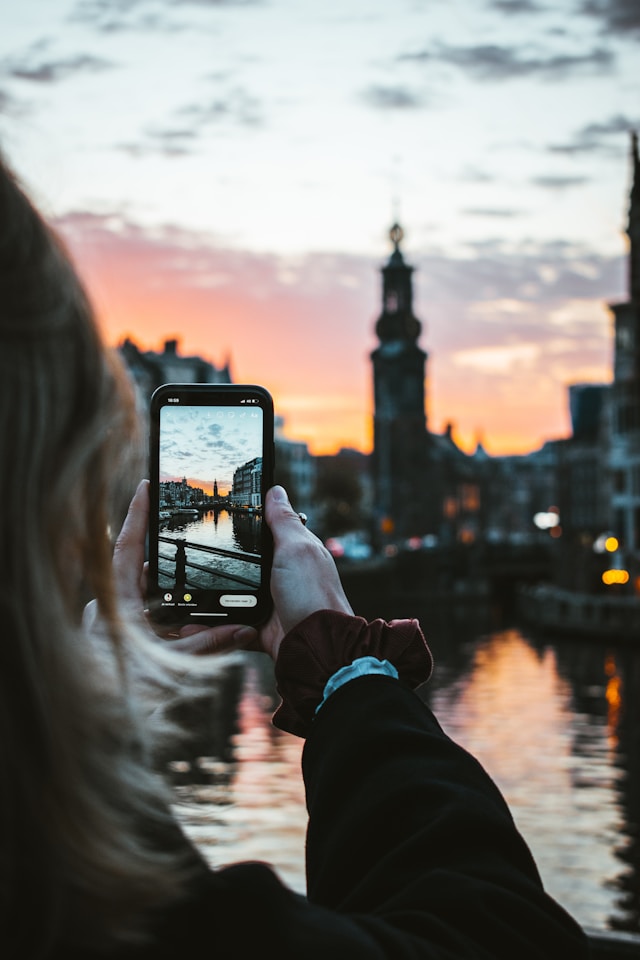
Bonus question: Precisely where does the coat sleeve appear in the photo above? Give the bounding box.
[300,674,589,959]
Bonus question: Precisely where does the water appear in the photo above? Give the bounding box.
[159,509,262,590]
[169,621,640,933]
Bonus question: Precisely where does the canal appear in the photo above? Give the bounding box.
[168,609,640,935]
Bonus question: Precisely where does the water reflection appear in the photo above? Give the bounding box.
[170,656,306,893]
[169,625,640,932]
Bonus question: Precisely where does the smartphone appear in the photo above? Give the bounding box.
[148,383,274,627]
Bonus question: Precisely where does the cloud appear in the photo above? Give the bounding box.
[117,85,263,157]
[531,174,590,189]
[70,0,260,33]
[462,207,523,218]
[580,0,640,37]
[488,0,546,12]
[0,53,114,83]
[361,84,426,110]
[7,53,114,84]
[177,89,263,127]
[399,42,614,81]
[51,209,624,455]
[548,113,638,154]
[459,166,495,183]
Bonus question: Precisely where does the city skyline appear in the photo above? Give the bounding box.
[1,1,638,454]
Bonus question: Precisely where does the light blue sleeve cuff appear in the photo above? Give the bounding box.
[315,656,399,715]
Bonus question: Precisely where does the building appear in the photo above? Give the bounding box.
[159,477,204,508]
[370,223,482,544]
[232,457,263,508]
[119,337,231,401]
[609,133,640,574]
[274,416,316,517]
[370,224,430,539]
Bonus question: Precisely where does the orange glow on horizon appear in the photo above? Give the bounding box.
[162,475,230,497]
[58,215,603,459]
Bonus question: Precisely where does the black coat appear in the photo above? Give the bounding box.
[105,674,588,959]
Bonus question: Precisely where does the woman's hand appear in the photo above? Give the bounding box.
[174,485,353,662]
[109,479,250,654]
[258,486,353,657]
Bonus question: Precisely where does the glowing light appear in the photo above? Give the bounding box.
[533,511,560,530]
[604,653,622,749]
[602,569,630,585]
[605,536,619,552]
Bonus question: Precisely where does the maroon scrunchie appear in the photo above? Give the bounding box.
[273,610,433,738]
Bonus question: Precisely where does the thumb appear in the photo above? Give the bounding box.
[265,486,306,545]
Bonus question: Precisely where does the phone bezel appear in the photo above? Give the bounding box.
[148,383,274,627]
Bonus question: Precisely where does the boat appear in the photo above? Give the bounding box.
[518,582,640,641]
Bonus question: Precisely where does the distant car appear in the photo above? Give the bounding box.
[325,533,373,561]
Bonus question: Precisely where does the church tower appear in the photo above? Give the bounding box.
[371,224,429,538]
[610,133,640,559]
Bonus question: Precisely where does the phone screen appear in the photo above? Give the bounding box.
[148,384,274,627]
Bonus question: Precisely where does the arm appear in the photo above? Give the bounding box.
[302,669,588,958]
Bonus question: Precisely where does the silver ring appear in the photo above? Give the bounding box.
[298,512,308,526]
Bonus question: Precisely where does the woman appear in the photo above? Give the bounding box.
[0,152,588,958]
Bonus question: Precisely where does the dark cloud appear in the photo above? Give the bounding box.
[548,114,638,154]
[531,174,590,189]
[399,42,614,80]
[8,53,114,83]
[581,0,640,37]
[489,0,546,13]
[415,241,624,307]
[361,84,426,110]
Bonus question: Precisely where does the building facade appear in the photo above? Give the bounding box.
[609,133,640,572]
[232,457,263,508]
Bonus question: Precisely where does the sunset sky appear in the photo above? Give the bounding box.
[1,0,638,454]
[160,403,263,494]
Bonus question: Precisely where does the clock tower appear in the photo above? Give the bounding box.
[371,224,429,538]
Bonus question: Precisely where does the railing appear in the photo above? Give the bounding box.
[158,536,260,590]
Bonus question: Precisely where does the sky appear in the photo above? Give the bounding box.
[160,404,263,493]
[1,0,638,455]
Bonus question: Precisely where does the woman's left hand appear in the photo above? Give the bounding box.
[109,479,258,655]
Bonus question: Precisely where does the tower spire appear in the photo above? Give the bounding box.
[375,223,422,343]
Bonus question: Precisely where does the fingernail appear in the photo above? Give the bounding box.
[270,485,289,504]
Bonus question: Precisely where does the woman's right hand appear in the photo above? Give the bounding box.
[257,486,353,660]
[173,485,353,662]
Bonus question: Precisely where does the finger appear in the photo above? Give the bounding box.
[265,486,317,548]
[113,479,149,603]
[169,624,258,656]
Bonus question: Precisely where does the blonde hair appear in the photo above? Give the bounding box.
[0,155,211,954]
